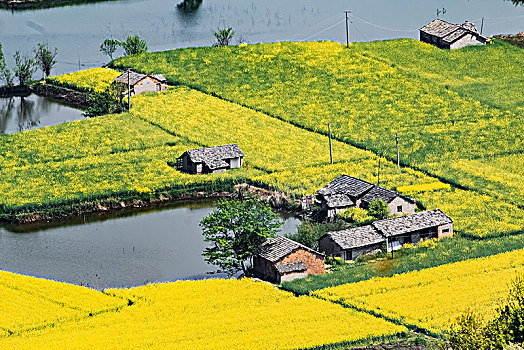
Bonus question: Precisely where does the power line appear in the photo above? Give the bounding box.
[296,11,345,40]
[349,13,418,33]
[301,19,345,41]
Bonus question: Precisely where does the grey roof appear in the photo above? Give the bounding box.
[259,236,323,263]
[317,175,374,198]
[325,225,385,250]
[114,71,166,85]
[152,74,166,82]
[325,193,354,208]
[275,261,307,274]
[360,186,414,204]
[420,19,486,43]
[182,144,243,170]
[372,209,453,237]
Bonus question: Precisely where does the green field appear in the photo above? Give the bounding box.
[113,39,524,210]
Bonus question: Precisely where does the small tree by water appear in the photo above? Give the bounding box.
[200,198,282,276]
[121,35,148,56]
[33,42,57,78]
[100,38,120,61]
[213,27,235,46]
[14,51,36,86]
[0,42,13,87]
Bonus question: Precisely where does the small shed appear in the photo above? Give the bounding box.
[176,144,244,174]
[318,225,385,260]
[420,19,487,49]
[359,186,415,216]
[372,209,453,252]
[253,236,325,283]
[113,70,167,96]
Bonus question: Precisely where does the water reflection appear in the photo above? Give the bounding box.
[0,94,83,134]
[177,0,202,12]
[0,200,301,289]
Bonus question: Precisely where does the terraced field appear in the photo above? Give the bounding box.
[113,39,524,237]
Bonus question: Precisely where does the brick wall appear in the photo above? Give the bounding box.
[279,249,325,275]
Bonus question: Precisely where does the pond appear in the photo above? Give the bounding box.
[0,93,84,133]
[0,0,523,75]
[0,200,302,289]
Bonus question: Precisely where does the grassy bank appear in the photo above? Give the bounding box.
[0,0,120,10]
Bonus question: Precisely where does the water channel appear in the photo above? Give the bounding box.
[0,200,301,289]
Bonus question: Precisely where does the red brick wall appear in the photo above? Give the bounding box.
[279,249,325,275]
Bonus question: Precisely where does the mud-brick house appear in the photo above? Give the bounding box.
[113,70,167,96]
[420,19,488,50]
[176,144,243,174]
[316,175,414,219]
[253,236,325,283]
[318,209,453,260]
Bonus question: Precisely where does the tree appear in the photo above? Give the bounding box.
[200,198,282,276]
[33,42,57,78]
[0,42,13,87]
[121,35,148,56]
[447,274,524,350]
[100,38,120,61]
[368,199,390,220]
[13,51,36,86]
[213,27,235,46]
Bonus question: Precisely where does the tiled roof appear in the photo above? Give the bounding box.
[317,175,374,198]
[114,71,166,85]
[259,236,323,263]
[275,261,307,274]
[325,225,385,250]
[325,193,354,208]
[182,144,243,170]
[420,19,486,43]
[372,209,453,237]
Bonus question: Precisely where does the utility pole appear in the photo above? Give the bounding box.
[344,11,351,48]
[127,69,131,111]
[396,132,400,169]
[377,157,381,186]
[480,17,484,35]
[327,123,333,164]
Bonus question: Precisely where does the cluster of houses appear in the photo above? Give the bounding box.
[252,175,453,283]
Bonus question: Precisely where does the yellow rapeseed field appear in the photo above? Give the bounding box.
[0,274,406,349]
[313,248,524,334]
[46,67,121,93]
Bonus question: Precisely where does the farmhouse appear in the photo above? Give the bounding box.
[176,144,243,174]
[318,209,453,260]
[374,208,453,251]
[253,236,325,283]
[420,19,488,50]
[316,175,414,219]
[113,70,167,95]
